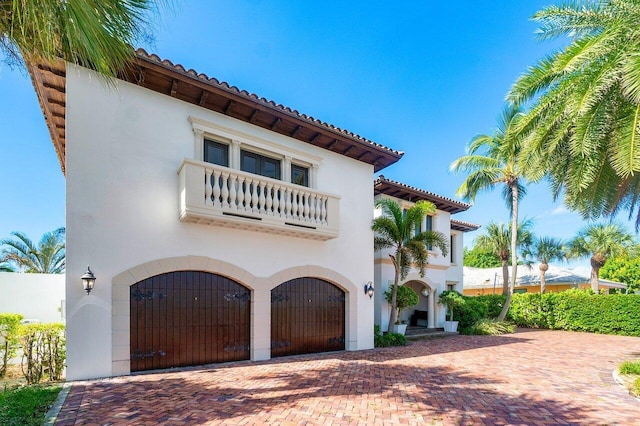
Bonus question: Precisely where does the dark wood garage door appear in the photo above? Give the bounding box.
[271,277,345,357]
[130,271,250,372]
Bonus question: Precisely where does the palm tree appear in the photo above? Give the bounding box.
[372,198,448,329]
[1,228,65,273]
[523,237,566,294]
[0,263,13,272]
[508,0,640,229]
[0,0,166,76]
[474,221,534,296]
[568,223,634,292]
[450,105,528,321]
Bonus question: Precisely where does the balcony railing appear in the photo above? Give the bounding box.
[178,159,340,240]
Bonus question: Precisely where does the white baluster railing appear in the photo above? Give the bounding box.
[179,159,340,240]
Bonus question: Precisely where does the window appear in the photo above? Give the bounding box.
[204,139,229,166]
[425,215,433,250]
[291,164,309,187]
[241,150,281,180]
[450,235,455,263]
[447,284,456,291]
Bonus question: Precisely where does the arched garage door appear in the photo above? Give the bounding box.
[271,277,345,357]
[130,271,250,372]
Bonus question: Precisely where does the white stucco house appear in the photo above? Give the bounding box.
[373,177,479,332]
[28,50,477,380]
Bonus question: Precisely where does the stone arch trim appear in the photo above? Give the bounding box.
[111,256,258,377]
[267,265,358,294]
[401,272,436,290]
[267,265,359,352]
[112,255,258,291]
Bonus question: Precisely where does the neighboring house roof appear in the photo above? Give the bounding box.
[450,219,481,233]
[374,175,472,214]
[463,266,627,289]
[28,50,404,174]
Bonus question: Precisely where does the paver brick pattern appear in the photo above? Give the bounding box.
[55,329,640,425]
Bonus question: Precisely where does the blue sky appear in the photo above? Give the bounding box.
[0,1,632,267]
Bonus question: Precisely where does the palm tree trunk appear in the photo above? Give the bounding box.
[540,270,546,294]
[591,266,600,293]
[498,182,519,321]
[388,254,400,329]
[501,260,509,295]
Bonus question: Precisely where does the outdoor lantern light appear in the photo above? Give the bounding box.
[421,288,430,297]
[364,281,374,298]
[81,266,96,295]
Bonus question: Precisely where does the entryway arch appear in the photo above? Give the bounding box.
[401,276,437,329]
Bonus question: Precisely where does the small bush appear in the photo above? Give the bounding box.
[439,290,465,321]
[0,314,24,378]
[465,319,516,335]
[619,360,640,375]
[373,325,407,347]
[19,323,66,384]
[633,377,640,396]
[384,285,420,322]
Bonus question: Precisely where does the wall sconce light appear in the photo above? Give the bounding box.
[364,281,374,298]
[421,288,430,297]
[81,266,96,295]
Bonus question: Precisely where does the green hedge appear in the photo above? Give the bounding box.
[507,290,640,336]
[0,313,24,378]
[454,291,640,336]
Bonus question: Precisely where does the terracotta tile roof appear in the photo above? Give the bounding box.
[29,50,404,174]
[374,175,472,214]
[136,49,402,156]
[450,219,481,232]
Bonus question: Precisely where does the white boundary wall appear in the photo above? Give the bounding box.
[0,272,65,323]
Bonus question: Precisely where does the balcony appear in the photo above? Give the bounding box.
[178,159,340,240]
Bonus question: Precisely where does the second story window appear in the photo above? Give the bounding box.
[204,139,229,166]
[292,164,309,187]
[426,215,433,250]
[241,150,281,180]
[450,235,455,263]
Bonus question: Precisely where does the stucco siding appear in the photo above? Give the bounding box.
[65,65,375,380]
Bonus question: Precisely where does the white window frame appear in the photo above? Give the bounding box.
[190,116,320,188]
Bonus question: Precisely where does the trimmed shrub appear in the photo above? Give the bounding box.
[454,297,488,332]
[507,293,559,329]
[506,290,640,336]
[19,323,66,384]
[474,294,506,318]
[0,313,24,378]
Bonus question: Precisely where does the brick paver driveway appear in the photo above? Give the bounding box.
[54,329,639,425]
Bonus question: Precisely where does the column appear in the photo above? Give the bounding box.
[283,156,292,183]
[230,140,241,169]
[428,288,436,329]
